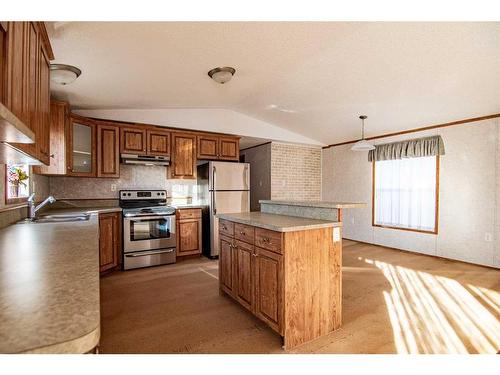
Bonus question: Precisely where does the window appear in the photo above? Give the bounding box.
[372,156,439,234]
[5,164,30,204]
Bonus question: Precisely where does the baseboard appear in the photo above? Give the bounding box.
[342,237,500,271]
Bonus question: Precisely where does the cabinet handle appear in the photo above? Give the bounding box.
[50,154,54,158]
[221,225,227,230]
[240,231,245,235]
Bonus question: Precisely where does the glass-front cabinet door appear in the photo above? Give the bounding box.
[68,116,96,176]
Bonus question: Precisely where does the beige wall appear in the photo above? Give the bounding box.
[48,164,197,200]
[271,142,321,201]
[322,118,500,269]
[240,143,272,211]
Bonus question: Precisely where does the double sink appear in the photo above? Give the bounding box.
[19,213,91,224]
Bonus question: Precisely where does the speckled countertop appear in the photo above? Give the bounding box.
[217,212,341,232]
[0,214,101,353]
[259,200,366,209]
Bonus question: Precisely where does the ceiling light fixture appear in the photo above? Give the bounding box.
[351,115,375,151]
[49,64,82,85]
[208,66,236,84]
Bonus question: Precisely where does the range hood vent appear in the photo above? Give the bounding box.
[120,153,170,166]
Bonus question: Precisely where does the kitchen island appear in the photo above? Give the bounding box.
[216,211,343,350]
[0,213,101,353]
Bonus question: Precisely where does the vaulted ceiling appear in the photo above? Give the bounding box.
[48,22,500,145]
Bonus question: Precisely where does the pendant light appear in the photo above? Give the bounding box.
[351,115,375,151]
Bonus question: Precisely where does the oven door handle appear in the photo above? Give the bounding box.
[125,249,176,257]
[125,215,174,221]
[124,212,175,218]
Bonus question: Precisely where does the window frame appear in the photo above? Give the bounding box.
[4,164,30,205]
[371,155,440,235]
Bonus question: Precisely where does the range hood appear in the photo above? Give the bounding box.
[120,153,170,166]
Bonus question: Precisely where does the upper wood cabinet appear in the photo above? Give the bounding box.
[120,127,146,155]
[146,129,170,156]
[97,123,120,178]
[67,116,96,177]
[170,132,197,179]
[197,134,240,161]
[33,100,69,175]
[3,22,54,165]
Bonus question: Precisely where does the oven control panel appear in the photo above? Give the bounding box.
[120,190,167,200]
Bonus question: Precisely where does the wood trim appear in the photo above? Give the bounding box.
[371,156,439,235]
[343,237,500,271]
[323,113,500,149]
[35,22,54,60]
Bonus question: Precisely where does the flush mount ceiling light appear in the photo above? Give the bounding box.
[50,64,82,85]
[208,66,236,84]
[351,115,375,151]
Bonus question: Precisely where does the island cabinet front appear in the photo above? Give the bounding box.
[218,219,342,350]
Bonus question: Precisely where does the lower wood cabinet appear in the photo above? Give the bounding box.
[219,219,342,350]
[176,208,202,257]
[99,212,121,274]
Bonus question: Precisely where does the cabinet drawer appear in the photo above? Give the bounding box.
[255,228,282,254]
[219,219,234,237]
[234,223,255,244]
[177,208,201,220]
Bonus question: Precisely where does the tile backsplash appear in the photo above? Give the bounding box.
[48,164,198,200]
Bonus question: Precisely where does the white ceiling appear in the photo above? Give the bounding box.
[48,22,500,145]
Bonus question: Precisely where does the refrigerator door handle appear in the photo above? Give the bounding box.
[213,166,217,215]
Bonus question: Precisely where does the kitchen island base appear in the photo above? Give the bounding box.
[217,214,342,350]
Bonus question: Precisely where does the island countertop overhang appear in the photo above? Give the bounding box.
[259,200,366,209]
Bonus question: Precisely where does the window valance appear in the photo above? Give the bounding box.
[368,135,445,162]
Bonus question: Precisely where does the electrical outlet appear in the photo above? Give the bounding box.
[351,217,355,224]
[259,180,263,187]
[485,233,492,242]
[110,184,117,192]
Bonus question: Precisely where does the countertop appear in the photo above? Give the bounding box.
[0,214,100,353]
[259,200,366,209]
[217,212,341,232]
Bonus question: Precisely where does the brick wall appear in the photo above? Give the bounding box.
[271,142,321,200]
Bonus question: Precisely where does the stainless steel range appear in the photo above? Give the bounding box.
[120,190,176,270]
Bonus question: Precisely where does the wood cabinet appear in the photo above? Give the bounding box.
[219,219,342,350]
[5,22,53,165]
[176,208,202,257]
[67,116,96,177]
[197,134,240,161]
[33,100,69,175]
[99,212,121,274]
[170,132,197,179]
[146,129,170,156]
[97,123,120,178]
[120,127,146,155]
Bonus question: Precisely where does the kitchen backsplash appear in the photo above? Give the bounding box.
[48,164,198,200]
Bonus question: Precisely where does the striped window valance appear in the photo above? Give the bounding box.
[368,135,445,162]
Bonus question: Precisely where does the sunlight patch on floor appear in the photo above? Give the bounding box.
[367,258,500,354]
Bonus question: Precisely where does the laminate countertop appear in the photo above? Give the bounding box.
[217,212,341,232]
[0,213,101,353]
[259,200,366,209]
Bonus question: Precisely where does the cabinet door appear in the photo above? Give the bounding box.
[170,133,196,179]
[97,123,120,178]
[67,117,96,177]
[255,247,283,333]
[5,22,26,123]
[197,134,219,159]
[146,129,170,156]
[120,127,146,155]
[177,218,202,256]
[33,100,68,175]
[37,38,50,165]
[219,235,234,295]
[218,137,239,161]
[99,212,121,273]
[235,240,254,311]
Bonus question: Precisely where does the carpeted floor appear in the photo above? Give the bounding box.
[99,240,500,354]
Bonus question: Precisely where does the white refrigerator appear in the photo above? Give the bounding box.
[197,161,250,258]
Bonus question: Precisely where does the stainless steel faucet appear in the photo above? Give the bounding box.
[27,193,56,220]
